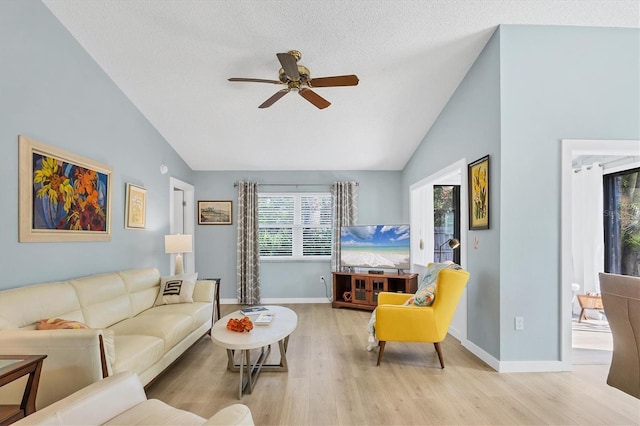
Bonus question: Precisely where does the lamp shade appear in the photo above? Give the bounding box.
[165,234,192,254]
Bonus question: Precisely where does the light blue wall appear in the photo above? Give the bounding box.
[401,24,639,363]
[402,30,502,358]
[192,171,403,299]
[0,1,194,289]
[499,25,640,361]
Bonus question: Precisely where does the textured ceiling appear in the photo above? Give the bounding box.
[42,0,639,171]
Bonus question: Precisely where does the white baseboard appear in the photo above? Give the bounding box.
[463,339,500,371]
[463,340,567,372]
[220,297,332,305]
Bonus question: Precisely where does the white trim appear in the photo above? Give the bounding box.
[169,177,195,275]
[462,339,499,371]
[560,139,640,371]
[409,158,468,343]
[498,360,565,373]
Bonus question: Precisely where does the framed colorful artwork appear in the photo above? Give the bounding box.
[198,200,233,225]
[125,183,147,229]
[468,155,490,230]
[19,135,113,242]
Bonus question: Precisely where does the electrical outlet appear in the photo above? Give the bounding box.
[320,275,325,283]
[515,316,524,331]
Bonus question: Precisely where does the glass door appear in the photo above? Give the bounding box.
[434,185,461,264]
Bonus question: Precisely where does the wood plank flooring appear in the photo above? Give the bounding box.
[146,304,639,425]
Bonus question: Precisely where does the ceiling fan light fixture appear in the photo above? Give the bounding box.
[228,50,358,109]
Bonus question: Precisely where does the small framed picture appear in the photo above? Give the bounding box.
[468,155,489,230]
[198,200,233,225]
[125,183,147,229]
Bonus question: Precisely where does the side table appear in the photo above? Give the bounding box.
[0,354,47,425]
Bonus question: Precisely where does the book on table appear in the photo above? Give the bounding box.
[240,306,270,315]
[254,312,275,326]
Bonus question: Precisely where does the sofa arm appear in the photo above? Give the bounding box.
[13,371,147,426]
[203,404,254,426]
[0,329,109,409]
[193,279,215,303]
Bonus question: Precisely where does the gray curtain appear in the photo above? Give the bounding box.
[236,181,260,304]
[331,181,358,272]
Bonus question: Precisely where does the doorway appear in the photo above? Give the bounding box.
[560,139,640,370]
[169,177,195,275]
[410,158,468,342]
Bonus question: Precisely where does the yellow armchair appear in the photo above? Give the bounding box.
[375,268,470,368]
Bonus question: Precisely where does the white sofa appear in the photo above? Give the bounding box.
[13,371,254,425]
[0,268,214,409]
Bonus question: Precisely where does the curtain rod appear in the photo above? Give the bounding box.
[233,182,359,187]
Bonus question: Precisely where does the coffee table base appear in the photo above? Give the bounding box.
[226,336,290,399]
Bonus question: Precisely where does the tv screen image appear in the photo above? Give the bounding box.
[340,225,410,270]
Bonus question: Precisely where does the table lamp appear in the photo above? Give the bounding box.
[437,238,460,263]
[165,234,192,275]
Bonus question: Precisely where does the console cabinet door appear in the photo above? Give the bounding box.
[351,276,387,306]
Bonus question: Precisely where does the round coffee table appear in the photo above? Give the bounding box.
[211,305,297,399]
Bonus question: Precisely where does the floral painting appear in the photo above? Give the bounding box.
[468,155,489,230]
[19,135,112,242]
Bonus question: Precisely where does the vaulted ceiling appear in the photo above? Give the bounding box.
[43,1,639,171]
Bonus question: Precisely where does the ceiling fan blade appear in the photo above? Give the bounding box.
[228,78,282,84]
[277,52,300,81]
[299,88,331,109]
[309,75,359,87]
[258,89,290,108]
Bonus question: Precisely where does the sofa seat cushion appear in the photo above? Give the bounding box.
[109,314,194,351]
[103,398,205,425]
[111,335,165,375]
[139,303,212,332]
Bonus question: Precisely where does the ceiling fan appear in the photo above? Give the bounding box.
[228,50,359,109]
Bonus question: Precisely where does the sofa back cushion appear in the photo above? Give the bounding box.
[118,268,161,316]
[70,273,132,329]
[0,281,84,330]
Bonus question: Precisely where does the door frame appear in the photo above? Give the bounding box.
[169,177,195,275]
[560,139,640,370]
[410,158,468,342]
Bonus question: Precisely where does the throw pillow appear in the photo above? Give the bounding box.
[37,318,89,330]
[408,262,464,307]
[154,273,198,306]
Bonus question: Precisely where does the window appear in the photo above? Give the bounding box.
[604,167,640,276]
[258,193,332,259]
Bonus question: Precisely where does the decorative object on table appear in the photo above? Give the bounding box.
[342,291,352,302]
[125,183,147,229]
[226,316,254,332]
[240,306,269,315]
[164,234,193,274]
[198,200,233,225]
[468,155,489,230]
[254,313,275,326]
[18,135,112,242]
[437,238,460,262]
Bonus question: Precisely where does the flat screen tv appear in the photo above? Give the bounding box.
[340,224,410,271]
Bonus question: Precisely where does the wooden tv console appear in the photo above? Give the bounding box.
[332,271,418,311]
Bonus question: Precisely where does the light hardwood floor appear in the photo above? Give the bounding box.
[146,304,639,425]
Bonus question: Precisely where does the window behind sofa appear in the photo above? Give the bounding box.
[258,193,332,259]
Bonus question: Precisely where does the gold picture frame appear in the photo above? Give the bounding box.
[198,200,233,225]
[125,183,147,229]
[19,135,113,242]
[468,155,489,230]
